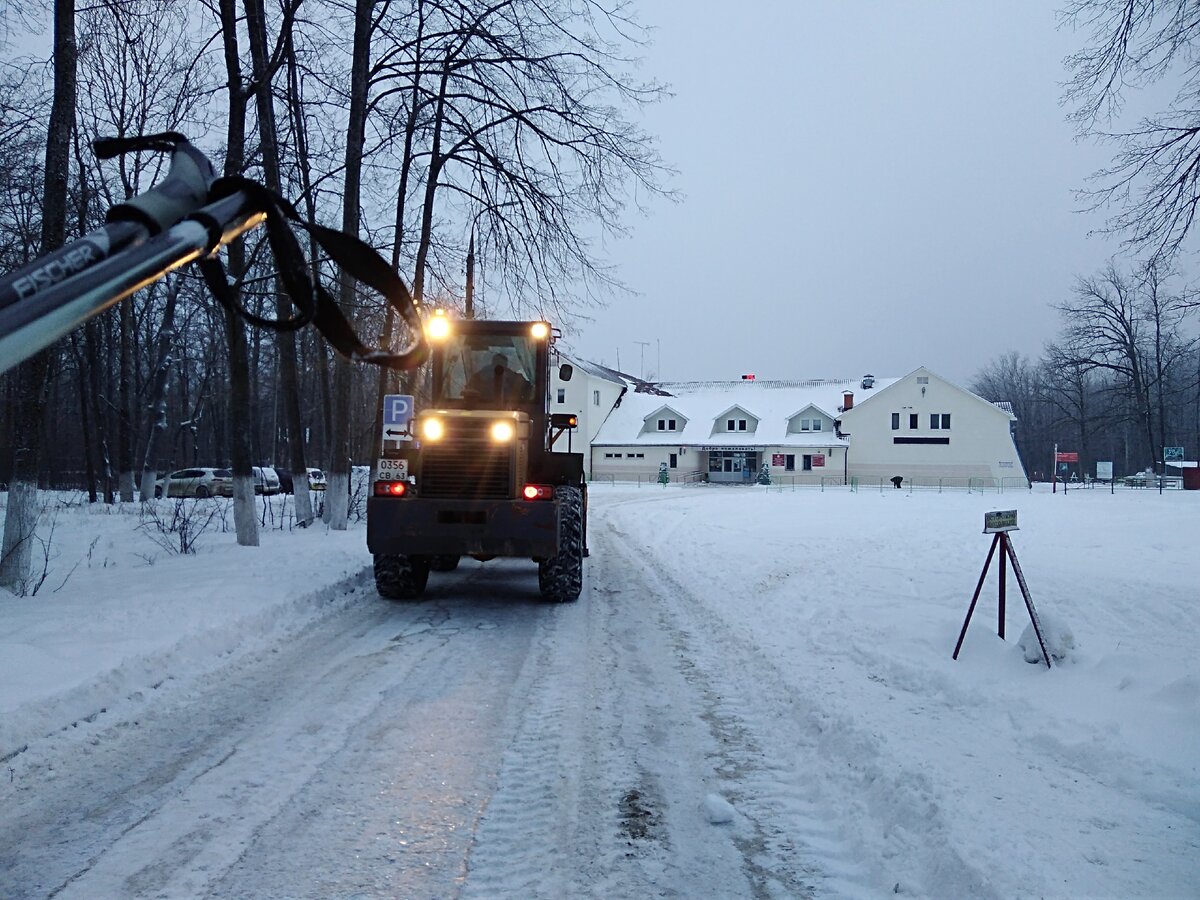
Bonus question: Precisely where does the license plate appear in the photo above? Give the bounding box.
[376,458,408,480]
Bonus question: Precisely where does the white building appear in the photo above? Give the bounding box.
[551,359,1028,488]
[837,366,1027,487]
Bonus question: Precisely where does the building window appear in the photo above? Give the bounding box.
[785,454,795,471]
[929,413,951,429]
[941,413,950,429]
[557,388,565,404]
[917,376,929,384]
[668,419,676,430]
[909,413,918,429]
[635,452,644,458]
[658,419,666,431]
[811,418,822,432]
[891,413,900,430]
[669,453,677,468]
[593,390,600,406]
[727,418,735,431]
[800,418,810,431]
[738,419,747,431]
[604,452,616,458]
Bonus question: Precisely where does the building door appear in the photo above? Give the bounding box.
[803,454,813,471]
[785,454,795,472]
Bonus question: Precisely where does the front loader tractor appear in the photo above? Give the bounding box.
[367,313,586,602]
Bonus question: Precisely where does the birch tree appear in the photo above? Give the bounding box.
[0,0,74,593]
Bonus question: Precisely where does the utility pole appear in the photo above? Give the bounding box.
[635,340,649,379]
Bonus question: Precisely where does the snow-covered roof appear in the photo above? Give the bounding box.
[561,355,628,386]
[592,377,899,447]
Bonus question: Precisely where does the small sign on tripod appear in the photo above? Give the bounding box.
[953,510,1052,668]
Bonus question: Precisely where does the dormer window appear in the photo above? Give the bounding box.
[656,417,678,432]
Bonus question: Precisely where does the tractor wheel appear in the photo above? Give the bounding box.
[374,553,430,600]
[430,555,461,572]
[538,486,584,603]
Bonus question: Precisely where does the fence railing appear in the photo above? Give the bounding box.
[589,473,1033,493]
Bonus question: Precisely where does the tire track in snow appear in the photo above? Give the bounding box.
[594,492,998,899]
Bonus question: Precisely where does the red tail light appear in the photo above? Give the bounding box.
[522,484,554,500]
[374,480,408,497]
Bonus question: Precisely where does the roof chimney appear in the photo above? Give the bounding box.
[843,390,854,410]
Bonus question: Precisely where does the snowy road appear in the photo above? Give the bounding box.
[4,485,1197,899]
[1,492,856,899]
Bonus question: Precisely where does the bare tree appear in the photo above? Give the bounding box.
[1063,0,1200,260]
[217,0,260,546]
[243,0,315,526]
[1,0,75,593]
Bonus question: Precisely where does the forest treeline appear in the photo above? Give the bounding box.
[970,262,1198,481]
[0,0,668,507]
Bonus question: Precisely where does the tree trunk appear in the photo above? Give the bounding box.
[218,0,259,546]
[245,0,314,526]
[138,280,179,499]
[1,0,75,593]
[327,0,373,531]
[117,288,136,501]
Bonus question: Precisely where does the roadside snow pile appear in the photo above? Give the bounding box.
[0,493,372,760]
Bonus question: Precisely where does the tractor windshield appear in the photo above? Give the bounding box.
[435,331,539,405]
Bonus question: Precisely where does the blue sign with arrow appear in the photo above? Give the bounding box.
[382,394,414,441]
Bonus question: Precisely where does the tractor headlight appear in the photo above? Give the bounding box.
[530,321,550,340]
[421,417,445,441]
[490,420,515,442]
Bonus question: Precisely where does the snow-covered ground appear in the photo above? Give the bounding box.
[1,482,1197,898]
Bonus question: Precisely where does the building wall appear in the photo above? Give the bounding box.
[761,446,845,482]
[550,358,625,477]
[839,369,1027,486]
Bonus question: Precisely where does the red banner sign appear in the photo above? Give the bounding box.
[771,453,785,466]
[1056,452,1078,462]
[813,454,826,467]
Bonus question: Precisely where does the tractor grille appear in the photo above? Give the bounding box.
[420,424,516,499]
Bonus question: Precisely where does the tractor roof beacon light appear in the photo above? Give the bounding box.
[427,309,452,341]
[530,321,550,340]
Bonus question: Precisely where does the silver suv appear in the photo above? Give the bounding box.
[156,467,222,498]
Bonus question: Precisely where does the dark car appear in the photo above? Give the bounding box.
[275,467,327,494]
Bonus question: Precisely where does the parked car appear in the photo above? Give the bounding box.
[253,466,281,495]
[274,468,296,494]
[275,467,328,494]
[156,467,222,498]
[212,468,234,497]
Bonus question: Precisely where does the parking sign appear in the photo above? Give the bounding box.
[382,394,414,442]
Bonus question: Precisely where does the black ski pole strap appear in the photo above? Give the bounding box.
[206,175,428,370]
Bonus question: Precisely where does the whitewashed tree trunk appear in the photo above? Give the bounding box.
[0,481,39,593]
[231,476,259,547]
[138,469,157,502]
[325,472,349,528]
[293,480,314,528]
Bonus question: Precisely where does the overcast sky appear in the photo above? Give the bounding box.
[560,1,1125,387]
